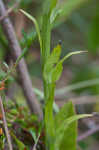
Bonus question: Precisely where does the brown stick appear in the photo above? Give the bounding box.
[0,0,43,120]
[0,96,13,150]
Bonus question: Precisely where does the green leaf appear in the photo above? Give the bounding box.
[45,43,61,68]
[52,62,63,82]
[29,128,37,142]
[41,0,58,63]
[21,30,37,48]
[20,9,42,54]
[43,0,58,15]
[43,43,62,82]
[50,8,62,24]
[42,0,58,61]
[48,51,85,83]
[55,101,74,129]
[43,0,51,15]
[55,102,92,150]
[56,114,92,137]
[55,101,77,150]
[44,50,84,83]
[50,0,58,12]
[60,51,86,64]
[50,43,62,63]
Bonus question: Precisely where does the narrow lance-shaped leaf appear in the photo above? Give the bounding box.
[43,0,58,15]
[20,9,42,54]
[52,62,63,82]
[61,114,92,130]
[50,43,62,63]
[43,43,62,82]
[50,8,62,24]
[41,0,58,64]
[44,43,61,70]
[51,51,86,83]
[50,0,58,12]
[43,0,51,15]
[56,114,92,137]
[60,51,87,64]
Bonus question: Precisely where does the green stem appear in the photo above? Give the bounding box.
[41,13,51,66]
[44,81,55,150]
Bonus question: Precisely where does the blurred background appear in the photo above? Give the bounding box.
[0,0,99,149]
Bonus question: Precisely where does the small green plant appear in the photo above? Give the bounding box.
[20,0,92,150]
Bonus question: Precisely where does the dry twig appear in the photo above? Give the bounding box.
[0,96,13,150]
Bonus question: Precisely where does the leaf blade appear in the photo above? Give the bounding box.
[60,51,87,64]
[55,101,77,150]
[55,101,92,150]
[43,43,62,82]
[20,9,42,54]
